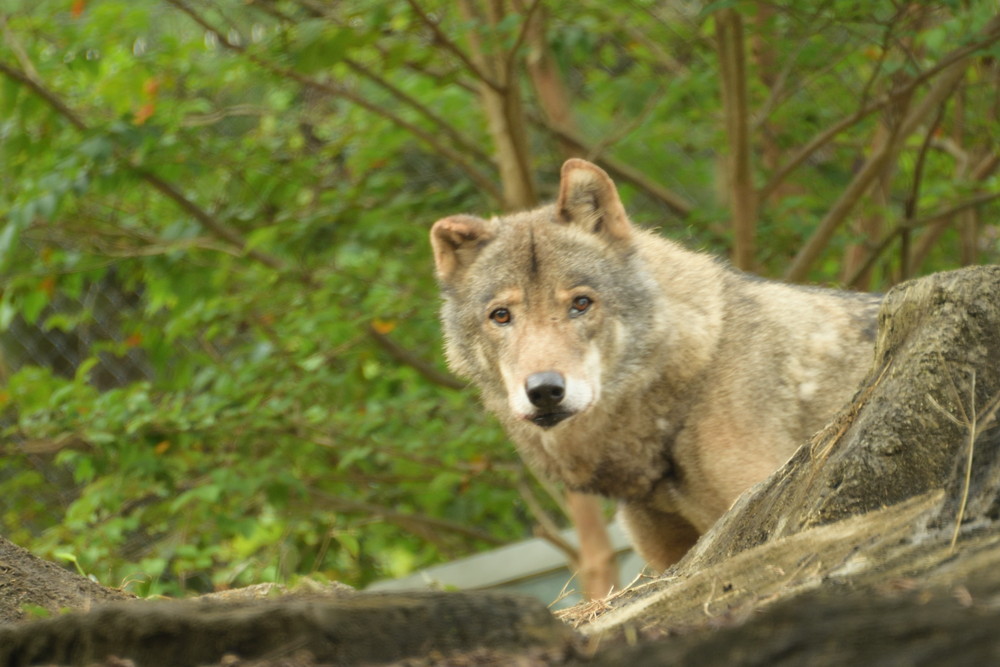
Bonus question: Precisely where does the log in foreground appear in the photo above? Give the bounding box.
[1,266,998,665]
[0,590,577,666]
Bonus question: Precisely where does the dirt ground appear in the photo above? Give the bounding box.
[0,536,131,625]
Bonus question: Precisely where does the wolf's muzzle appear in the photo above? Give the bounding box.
[526,371,574,428]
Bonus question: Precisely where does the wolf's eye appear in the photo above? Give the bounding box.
[490,308,512,325]
[570,296,592,316]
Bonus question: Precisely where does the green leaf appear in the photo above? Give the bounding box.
[0,218,26,273]
[1,76,22,116]
[20,289,48,325]
[700,0,740,16]
[74,357,100,383]
[245,225,279,252]
[292,22,357,73]
[78,135,114,161]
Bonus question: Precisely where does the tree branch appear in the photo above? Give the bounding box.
[365,323,465,390]
[586,85,667,163]
[165,0,504,204]
[538,120,693,216]
[502,0,543,85]
[844,190,1000,289]
[782,43,979,283]
[363,23,695,217]
[404,0,504,93]
[134,168,286,271]
[760,18,1000,203]
[343,58,493,165]
[908,151,1000,276]
[1,5,548,575]
[457,0,537,210]
[0,60,287,272]
[898,96,948,280]
[517,0,582,160]
[311,490,507,546]
[252,0,493,167]
[0,60,87,131]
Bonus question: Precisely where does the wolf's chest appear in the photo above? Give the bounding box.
[519,412,678,501]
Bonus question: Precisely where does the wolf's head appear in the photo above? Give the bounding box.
[430,159,662,430]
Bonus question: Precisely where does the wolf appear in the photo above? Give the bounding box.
[430,159,881,571]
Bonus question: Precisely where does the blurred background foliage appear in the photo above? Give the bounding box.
[0,0,997,596]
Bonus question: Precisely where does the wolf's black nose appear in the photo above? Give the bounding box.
[525,371,566,409]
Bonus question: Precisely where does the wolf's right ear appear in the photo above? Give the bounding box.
[430,215,494,284]
[556,159,631,242]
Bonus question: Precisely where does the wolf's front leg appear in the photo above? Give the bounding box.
[619,502,701,572]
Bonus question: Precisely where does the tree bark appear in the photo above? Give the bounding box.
[519,2,583,161]
[841,120,895,289]
[716,8,757,271]
[0,587,574,666]
[459,0,537,210]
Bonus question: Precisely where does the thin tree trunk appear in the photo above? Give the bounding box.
[519,2,582,160]
[753,3,785,206]
[959,209,980,266]
[459,0,537,210]
[842,121,894,289]
[716,9,756,271]
[841,43,919,288]
[947,77,979,267]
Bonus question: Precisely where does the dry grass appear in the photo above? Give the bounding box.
[554,569,665,628]
[927,363,1000,552]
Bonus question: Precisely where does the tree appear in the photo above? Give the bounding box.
[1,0,997,598]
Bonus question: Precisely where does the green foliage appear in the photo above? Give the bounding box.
[1,0,997,596]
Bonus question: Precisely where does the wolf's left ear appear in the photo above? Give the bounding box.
[430,215,495,284]
[556,159,631,242]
